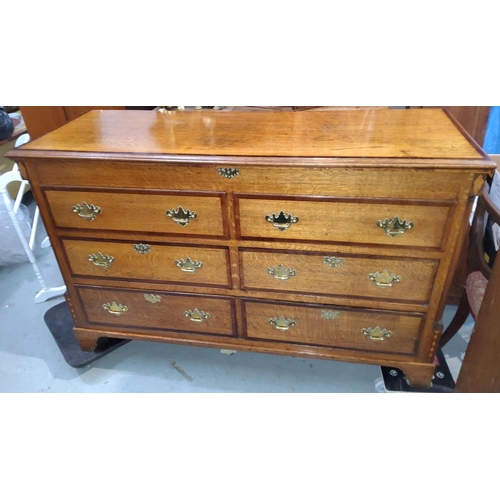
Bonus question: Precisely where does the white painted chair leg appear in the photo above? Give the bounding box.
[29,205,41,250]
[41,236,51,248]
[29,206,52,249]
[1,172,66,304]
[34,286,67,304]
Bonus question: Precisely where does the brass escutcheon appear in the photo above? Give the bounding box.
[267,264,298,281]
[166,207,198,227]
[144,294,161,304]
[265,211,299,232]
[368,270,402,289]
[362,326,392,341]
[321,310,341,320]
[376,216,415,238]
[323,256,345,268]
[185,308,210,323]
[269,316,297,331]
[102,302,128,316]
[133,243,151,254]
[218,167,239,179]
[88,252,114,269]
[72,201,102,222]
[175,257,204,274]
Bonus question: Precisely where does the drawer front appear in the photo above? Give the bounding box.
[34,160,462,201]
[77,286,237,336]
[44,190,226,237]
[63,239,231,288]
[236,196,451,248]
[243,300,423,355]
[240,250,439,303]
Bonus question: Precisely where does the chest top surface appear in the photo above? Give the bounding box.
[8,109,492,165]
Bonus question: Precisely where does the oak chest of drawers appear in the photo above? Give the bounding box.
[8,109,495,388]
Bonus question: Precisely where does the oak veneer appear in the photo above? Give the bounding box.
[240,250,439,303]
[62,239,231,288]
[236,196,452,249]
[15,109,483,159]
[33,159,466,200]
[243,300,423,355]
[77,286,237,337]
[6,109,495,388]
[44,190,227,237]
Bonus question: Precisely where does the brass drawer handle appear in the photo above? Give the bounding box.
[267,264,298,281]
[362,326,392,341]
[218,167,239,179]
[322,310,341,320]
[376,216,414,238]
[144,294,161,304]
[368,270,402,288]
[323,256,345,268]
[175,257,204,274]
[133,243,151,254]
[269,316,297,331]
[185,308,210,323]
[102,301,128,316]
[265,211,299,232]
[88,252,114,269]
[166,207,198,227]
[72,201,102,222]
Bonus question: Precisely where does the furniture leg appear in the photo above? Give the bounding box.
[400,363,436,389]
[74,328,101,352]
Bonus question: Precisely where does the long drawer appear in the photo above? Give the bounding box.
[243,300,423,355]
[240,249,439,303]
[44,189,227,238]
[236,195,452,249]
[33,160,463,200]
[77,286,237,336]
[63,239,231,288]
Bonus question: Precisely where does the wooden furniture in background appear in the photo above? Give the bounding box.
[445,107,491,147]
[431,107,492,305]
[440,186,500,346]
[455,241,500,392]
[7,109,495,388]
[19,106,125,140]
[409,107,491,147]
[159,106,390,112]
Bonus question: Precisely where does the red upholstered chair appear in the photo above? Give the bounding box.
[440,184,500,346]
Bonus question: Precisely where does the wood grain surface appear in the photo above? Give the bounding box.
[12,109,484,159]
[236,196,452,248]
[240,249,439,303]
[77,286,237,336]
[31,159,468,200]
[62,239,231,288]
[243,300,423,355]
[44,189,227,237]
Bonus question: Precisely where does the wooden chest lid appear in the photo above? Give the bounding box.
[7,108,493,165]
